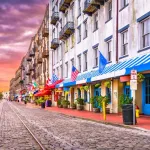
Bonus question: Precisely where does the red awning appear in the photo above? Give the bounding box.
[44,79,64,90]
[34,90,52,97]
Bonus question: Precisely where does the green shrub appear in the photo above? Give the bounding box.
[119,94,132,107]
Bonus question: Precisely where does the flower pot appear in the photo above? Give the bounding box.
[58,105,63,108]
[93,108,100,113]
[106,108,110,114]
[24,101,27,104]
[71,106,76,109]
[122,104,137,125]
[41,102,45,108]
[45,100,52,107]
[77,104,84,110]
[63,105,68,109]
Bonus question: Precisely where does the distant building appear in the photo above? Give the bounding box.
[2,91,9,99]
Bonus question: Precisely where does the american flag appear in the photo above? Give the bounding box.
[71,66,79,81]
[51,74,58,83]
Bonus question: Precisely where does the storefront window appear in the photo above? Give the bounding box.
[106,88,111,103]
[84,90,87,102]
[78,88,81,98]
[124,85,131,97]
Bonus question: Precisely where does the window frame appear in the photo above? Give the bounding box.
[77,25,81,43]
[121,30,128,56]
[107,40,112,62]
[83,20,88,39]
[108,1,112,20]
[78,55,81,72]
[93,47,99,67]
[65,62,68,78]
[94,13,98,31]
[83,52,88,71]
[142,18,150,48]
[78,0,81,17]
[71,58,74,67]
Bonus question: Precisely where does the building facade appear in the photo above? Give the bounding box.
[49,0,150,114]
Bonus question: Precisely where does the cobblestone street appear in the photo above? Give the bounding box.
[0,100,150,150]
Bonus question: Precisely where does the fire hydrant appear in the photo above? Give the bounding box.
[136,105,140,118]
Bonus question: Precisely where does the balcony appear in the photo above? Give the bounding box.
[37,54,42,64]
[59,22,74,40]
[37,38,42,46]
[42,28,49,37]
[83,0,103,16]
[51,38,59,50]
[42,50,49,58]
[59,0,73,13]
[27,57,32,62]
[51,12,59,25]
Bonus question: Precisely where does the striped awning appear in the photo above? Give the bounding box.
[56,53,150,88]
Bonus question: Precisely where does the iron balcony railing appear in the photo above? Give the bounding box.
[51,12,59,25]
[51,38,59,50]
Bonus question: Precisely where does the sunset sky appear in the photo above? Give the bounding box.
[0,0,48,92]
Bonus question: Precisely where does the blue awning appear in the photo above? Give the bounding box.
[56,53,150,88]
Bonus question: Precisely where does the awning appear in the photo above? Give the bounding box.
[34,90,52,97]
[45,79,64,90]
[56,53,150,87]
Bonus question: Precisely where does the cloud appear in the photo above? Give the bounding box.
[0,0,48,91]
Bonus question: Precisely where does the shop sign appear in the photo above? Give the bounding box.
[130,80,137,90]
[131,70,137,80]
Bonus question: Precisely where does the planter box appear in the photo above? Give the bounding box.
[58,105,63,108]
[63,105,68,109]
[77,104,84,111]
[93,108,100,113]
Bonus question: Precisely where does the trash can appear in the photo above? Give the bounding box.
[122,104,137,125]
[45,100,52,107]
[41,102,45,108]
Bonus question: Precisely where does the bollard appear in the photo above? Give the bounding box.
[102,101,106,120]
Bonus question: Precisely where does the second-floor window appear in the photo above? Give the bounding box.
[121,0,129,8]
[77,25,81,43]
[57,67,59,77]
[107,40,112,61]
[52,28,55,39]
[94,47,98,67]
[121,30,128,56]
[142,18,150,48]
[71,58,74,67]
[84,52,87,71]
[60,65,63,78]
[83,20,88,39]
[65,62,68,78]
[78,0,81,17]
[108,1,112,21]
[94,14,98,31]
[78,55,81,72]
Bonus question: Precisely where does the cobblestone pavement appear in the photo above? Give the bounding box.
[2,101,150,150]
[0,101,41,150]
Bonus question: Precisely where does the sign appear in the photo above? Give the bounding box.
[131,70,137,80]
[130,80,137,90]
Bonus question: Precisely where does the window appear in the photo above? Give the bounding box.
[71,58,74,67]
[78,55,81,72]
[65,11,68,25]
[94,47,98,67]
[124,85,131,97]
[121,0,128,8]
[94,14,98,31]
[84,52,87,71]
[108,1,112,20]
[65,62,68,78]
[71,5,74,22]
[78,88,81,98]
[121,30,128,56]
[84,90,87,102]
[71,34,75,48]
[52,28,55,39]
[77,26,81,43]
[145,77,150,104]
[60,44,63,60]
[83,20,88,38]
[107,40,112,61]
[106,87,111,103]
[60,65,63,78]
[65,40,69,52]
[78,0,81,17]
[57,67,59,77]
[53,50,55,65]
[142,18,150,48]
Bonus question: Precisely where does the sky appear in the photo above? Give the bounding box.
[0,0,48,92]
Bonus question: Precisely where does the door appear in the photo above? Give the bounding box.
[124,85,131,97]
[94,88,101,108]
[71,88,74,105]
[143,77,150,115]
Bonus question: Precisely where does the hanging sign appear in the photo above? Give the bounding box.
[131,70,137,80]
[130,80,137,90]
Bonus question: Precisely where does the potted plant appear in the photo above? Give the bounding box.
[119,94,135,125]
[71,103,76,109]
[95,83,101,88]
[90,96,100,113]
[76,98,84,110]
[104,80,111,88]
[62,99,70,108]
[79,86,84,91]
[57,96,64,108]
[84,86,89,91]
[137,73,145,83]
[98,96,109,113]
[38,97,45,108]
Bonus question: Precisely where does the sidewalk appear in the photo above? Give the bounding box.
[22,102,150,131]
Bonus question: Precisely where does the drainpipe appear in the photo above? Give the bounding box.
[116,0,119,63]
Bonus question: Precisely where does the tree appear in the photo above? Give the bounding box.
[0,92,3,100]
